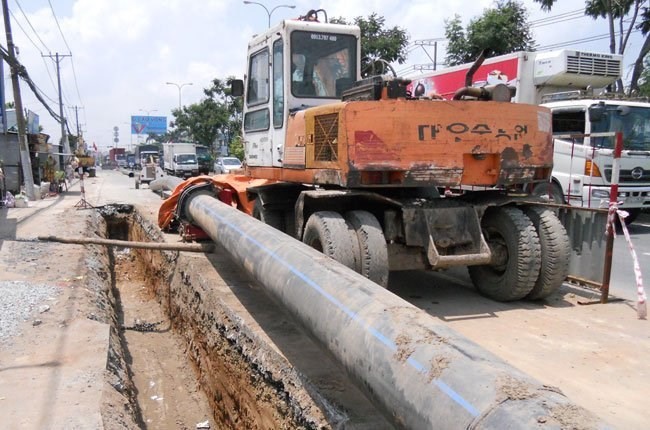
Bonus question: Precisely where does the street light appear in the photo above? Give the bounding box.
[243,1,295,28]
[166,82,193,110]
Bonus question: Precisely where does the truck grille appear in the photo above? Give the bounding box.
[567,55,621,77]
[314,113,339,162]
[604,167,650,183]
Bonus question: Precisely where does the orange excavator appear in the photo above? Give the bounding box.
[160,9,569,302]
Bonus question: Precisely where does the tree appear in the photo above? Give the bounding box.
[167,77,242,153]
[228,135,245,161]
[534,0,647,93]
[330,14,409,76]
[636,52,650,96]
[445,0,534,66]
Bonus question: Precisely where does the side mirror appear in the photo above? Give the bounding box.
[588,104,605,122]
[231,79,244,97]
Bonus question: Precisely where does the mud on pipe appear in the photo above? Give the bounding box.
[164,180,608,429]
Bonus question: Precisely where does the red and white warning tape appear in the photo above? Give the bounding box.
[607,202,647,319]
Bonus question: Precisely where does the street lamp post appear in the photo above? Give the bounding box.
[166,82,193,110]
[243,1,295,28]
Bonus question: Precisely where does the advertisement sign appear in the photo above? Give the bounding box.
[407,55,520,100]
[131,115,167,135]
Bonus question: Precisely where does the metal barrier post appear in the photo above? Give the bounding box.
[73,166,93,209]
[600,131,623,303]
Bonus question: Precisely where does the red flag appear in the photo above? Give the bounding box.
[93,142,97,152]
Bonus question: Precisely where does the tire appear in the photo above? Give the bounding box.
[302,211,359,271]
[468,206,541,301]
[252,198,285,231]
[523,206,570,300]
[345,210,389,288]
[532,181,565,204]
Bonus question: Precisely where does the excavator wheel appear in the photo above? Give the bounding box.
[345,210,389,288]
[523,206,570,300]
[252,198,285,232]
[531,182,564,204]
[302,211,359,271]
[468,206,541,301]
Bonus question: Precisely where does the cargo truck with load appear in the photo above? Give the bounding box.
[134,144,160,170]
[160,10,570,302]
[409,49,650,223]
[163,142,198,178]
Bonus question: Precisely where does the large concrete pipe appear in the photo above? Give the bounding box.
[173,186,607,429]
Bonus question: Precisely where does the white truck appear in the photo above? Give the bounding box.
[163,142,199,178]
[409,49,650,223]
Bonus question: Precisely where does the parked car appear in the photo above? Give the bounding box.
[213,157,242,174]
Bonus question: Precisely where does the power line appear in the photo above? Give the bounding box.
[536,29,642,51]
[8,9,42,53]
[531,13,587,29]
[529,8,585,25]
[13,0,50,52]
[48,0,71,54]
[47,0,84,107]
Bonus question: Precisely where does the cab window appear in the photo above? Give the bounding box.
[272,39,284,128]
[247,48,269,106]
[290,31,357,98]
[552,109,585,145]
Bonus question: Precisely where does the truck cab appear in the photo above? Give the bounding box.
[545,97,650,221]
[242,18,359,169]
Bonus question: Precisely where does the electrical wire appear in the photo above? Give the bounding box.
[8,9,43,54]
[48,0,71,54]
[536,29,642,51]
[47,0,85,111]
[13,0,50,52]
[0,44,63,124]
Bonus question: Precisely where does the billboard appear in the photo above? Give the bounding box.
[131,115,167,135]
[407,54,520,100]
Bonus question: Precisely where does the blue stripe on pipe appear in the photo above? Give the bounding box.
[201,203,480,418]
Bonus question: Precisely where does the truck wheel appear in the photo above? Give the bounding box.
[345,210,389,288]
[253,199,285,231]
[523,206,570,300]
[532,182,564,204]
[303,211,359,271]
[468,206,541,301]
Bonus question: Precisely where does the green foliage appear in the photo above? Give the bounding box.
[167,77,242,150]
[445,0,535,66]
[637,55,650,96]
[330,14,409,77]
[228,135,245,161]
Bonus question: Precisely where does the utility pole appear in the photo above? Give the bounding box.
[42,52,72,162]
[2,0,35,200]
[71,105,83,151]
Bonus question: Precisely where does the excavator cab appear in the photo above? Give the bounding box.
[233,17,360,169]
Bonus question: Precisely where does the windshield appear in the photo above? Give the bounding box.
[290,30,357,98]
[177,154,197,164]
[222,158,241,166]
[591,105,650,151]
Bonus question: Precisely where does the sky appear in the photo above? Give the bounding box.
[1,0,646,152]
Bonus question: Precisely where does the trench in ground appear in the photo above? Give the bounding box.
[98,205,391,429]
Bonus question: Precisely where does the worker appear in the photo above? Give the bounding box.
[44,155,57,183]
